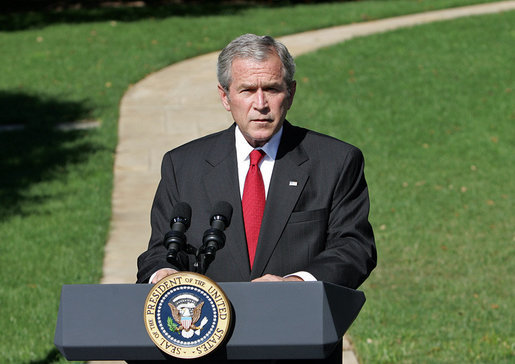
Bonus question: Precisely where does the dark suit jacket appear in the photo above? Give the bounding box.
[137,121,376,288]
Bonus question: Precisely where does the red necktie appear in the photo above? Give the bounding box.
[242,149,266,268]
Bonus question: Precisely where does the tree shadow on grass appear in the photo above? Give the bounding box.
[1,1,347,31]
[1,1,255,31]
[0,91,93,128]
[0,91,99,220]
[0,0,336,31]
[27,348,62,364]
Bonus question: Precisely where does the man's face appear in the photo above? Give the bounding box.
[218,53,296,148]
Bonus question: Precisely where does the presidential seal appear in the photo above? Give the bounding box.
[144,272,231,359]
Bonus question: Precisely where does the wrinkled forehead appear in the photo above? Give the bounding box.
[229,55,286,86]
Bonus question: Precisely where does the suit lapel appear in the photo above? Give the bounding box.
[202,125,250,280]
[251,122,310,279]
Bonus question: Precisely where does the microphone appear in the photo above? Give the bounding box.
[164,202,192,264]
[202,201,233,260]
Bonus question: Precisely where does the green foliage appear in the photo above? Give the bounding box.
[167,316,179,332]
[290,10,514,363]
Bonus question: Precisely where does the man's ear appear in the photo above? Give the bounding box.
[287,80,297,110]
[218,84,231,111]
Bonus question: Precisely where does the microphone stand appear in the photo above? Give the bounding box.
[194,252,210,276]
[167,243,216,276]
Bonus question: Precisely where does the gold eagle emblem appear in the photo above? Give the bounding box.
[168,301,204,331]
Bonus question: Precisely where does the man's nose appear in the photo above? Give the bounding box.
[254,89,268,110]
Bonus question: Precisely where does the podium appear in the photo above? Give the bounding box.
[55,282,365,361]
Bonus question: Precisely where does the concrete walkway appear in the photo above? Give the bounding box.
[99,2,515,363]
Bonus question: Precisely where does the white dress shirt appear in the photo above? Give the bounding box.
[235,126,316,282]
[235,125,282,198]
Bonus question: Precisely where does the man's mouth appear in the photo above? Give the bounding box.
[251,118,272,122]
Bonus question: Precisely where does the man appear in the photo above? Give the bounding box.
[137,34,376,288]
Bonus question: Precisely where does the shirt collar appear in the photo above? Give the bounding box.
[235,125,283,162]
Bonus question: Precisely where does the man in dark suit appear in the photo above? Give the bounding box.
[137,34,376,288]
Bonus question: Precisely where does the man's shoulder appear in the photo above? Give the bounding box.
[288,123,362,156]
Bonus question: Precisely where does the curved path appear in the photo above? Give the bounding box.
[99,2,515,363]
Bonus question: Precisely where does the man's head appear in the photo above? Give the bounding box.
[217,34,296,148]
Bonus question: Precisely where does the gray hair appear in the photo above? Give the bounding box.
[217,34,296,93]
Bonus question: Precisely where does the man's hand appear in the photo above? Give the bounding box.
[151,268,177,284]
[251,274,303,282]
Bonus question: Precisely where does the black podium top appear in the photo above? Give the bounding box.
[55,282,365,361]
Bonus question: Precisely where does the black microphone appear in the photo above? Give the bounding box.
[202,201,233,259]
[164,202,192,264]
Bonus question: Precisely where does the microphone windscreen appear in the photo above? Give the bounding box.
[172,202,192,224]
[212,201,233,225]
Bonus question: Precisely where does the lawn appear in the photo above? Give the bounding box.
[290,9,514,363]
[0,0,512,362]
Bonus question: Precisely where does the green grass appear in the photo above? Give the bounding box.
[0,1,512,362]
[290,10,514,363]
